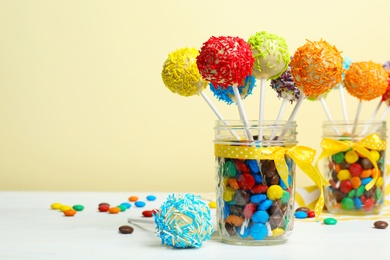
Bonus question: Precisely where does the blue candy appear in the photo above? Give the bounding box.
[252,174,263,184]
[135,201,146,207]
[249,223,268,240]
[354,197,362,209]
[146,195,156,201]
[258,199,272,211]
[246,160,259,173]
[251,210,269,224]
[361,177,373,186]
[120,202,131,209]
[237,226,250,238]
[294,211,308,219]
[250,194,267,204]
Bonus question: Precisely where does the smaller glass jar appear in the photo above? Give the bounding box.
[318,120,387,215]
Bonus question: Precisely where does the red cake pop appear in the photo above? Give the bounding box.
[196,36,254,88]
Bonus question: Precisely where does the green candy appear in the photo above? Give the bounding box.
[332,152,345,164]
[224,161,237,178]
[324,217,337,225]
[341,197,354,210]
[72,204,84,211]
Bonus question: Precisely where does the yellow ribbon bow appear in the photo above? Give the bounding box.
[317,133,386,191]
[214,144,327,218]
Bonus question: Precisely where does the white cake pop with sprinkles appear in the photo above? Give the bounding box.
[153,193,214,248]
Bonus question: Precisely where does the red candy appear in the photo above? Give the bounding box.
[237,173,255,190]
[339,180,352,194]
[251,184,268,194]
[306,210,315,218]
[142,210,154,217]
[349,163,363,177]
[243,203,257,219]
[363,198,375,211]
[235,160,250,173]
[98,205,110,212]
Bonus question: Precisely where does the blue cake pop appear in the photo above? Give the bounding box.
[209,75,256,105]
[153,193,214,248]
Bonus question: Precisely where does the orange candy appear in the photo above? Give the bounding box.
[128,196,139,202]
[63,209,77,217]
[351,176,361,190]
[225,215,245,226]
[228,178,240,190]
[108,207,121,214]
[360,169,373,179]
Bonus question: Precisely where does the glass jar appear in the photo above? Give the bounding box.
[214,120,298,245]
[318,120,387,215]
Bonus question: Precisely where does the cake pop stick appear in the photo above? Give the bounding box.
[197,36,255,141]
[247,31,290,140]
[161,47,239,139]
[335,56,353,125]
[344,61,388,136]
[269,66,300,140]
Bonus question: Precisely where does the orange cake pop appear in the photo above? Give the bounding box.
[290,39,343,98]
[344,61,388,101]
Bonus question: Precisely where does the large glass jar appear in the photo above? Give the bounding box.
[214,120,300,245]
[318,120,387,215]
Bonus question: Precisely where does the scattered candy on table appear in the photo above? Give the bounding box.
[373,220,388,229]
[118,225,134,234]
[134,201,146,208]
[63,209,77,217]
[128,196,139,202]
[323,217,338,225]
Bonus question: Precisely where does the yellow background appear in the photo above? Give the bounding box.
[1,0,389,192]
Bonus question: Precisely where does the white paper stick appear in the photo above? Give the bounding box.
[257,78,267,142]
[279,93,305,139]
[339,85,349,123]
[361,100,382,136]
[268,98,288,142]
[320,97,340,135]
[379,105,390,121]
[287,93,305,121]
[370,100,383,121]
[258,78,266,123]
[351,100,363,137]
[200,91,240,140]
[232,85,253,141]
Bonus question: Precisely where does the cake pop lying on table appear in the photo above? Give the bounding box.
[153,194,214,248]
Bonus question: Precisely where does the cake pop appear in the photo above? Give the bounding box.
[162,47,208,96]
[290,39,343,98]
[248,31,290,80]
[209,75,256,105]
[162,47,240,139]
[344,61,388,101]
[153,193,214,248]
[196,36,254,88]
[248,31,290,135]
[197,36,255,140]
[344,61,388,135]
[270,66,300,104]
